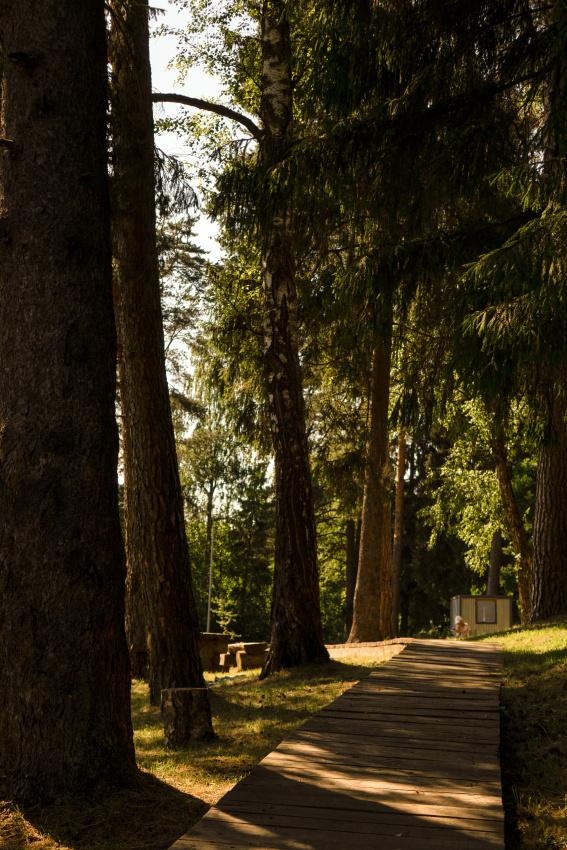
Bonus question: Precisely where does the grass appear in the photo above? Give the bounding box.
[1,629,566,849]
[476,620,567,849]
[132,661,379,805]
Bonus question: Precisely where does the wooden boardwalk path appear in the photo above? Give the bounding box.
[170,639,504,850]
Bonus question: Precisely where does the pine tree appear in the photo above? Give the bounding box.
[109,0,213,727]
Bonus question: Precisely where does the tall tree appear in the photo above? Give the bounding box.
[258,0,328,675]
[348,320,394,642]
[0,0,136,801]
[492,430,532,620]
[109,0,213,724]
[392,430,407,635]
[528,1,567,622]
[344,518,359,637]
[151,0,329,675]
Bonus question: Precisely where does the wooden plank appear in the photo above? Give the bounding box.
[362,669,501,683]
[347,681,501,699]
[271,742,501,774]
[211,804,503,832]
[300,719,499,748]
[258,755,500,786]
[310,685,501,701]
[264,746,502,779]
[187,817,503,849]
[391,651,501,665]
[331,689,500,706]
[277,729,500,758]
[221,785,504,815]
[171,834,501,850]
[240,759,501,795]
[354,665,500,684]
[324,698,500,718]
[318,706,500,728]
[377,648,501,660]
[364,664,501,677]
[238,760,502,792]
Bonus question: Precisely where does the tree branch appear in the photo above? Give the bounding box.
[152,93,263,140]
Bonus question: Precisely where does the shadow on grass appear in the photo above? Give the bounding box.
[2,771,208,850]
[133,660,380,786]
[0,660,382,850]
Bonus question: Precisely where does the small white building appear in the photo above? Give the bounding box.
[450,595,513,636]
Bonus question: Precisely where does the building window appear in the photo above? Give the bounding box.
[476,599,497,624]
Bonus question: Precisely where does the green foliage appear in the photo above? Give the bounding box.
[155,0,566,648]
[420,398,536,610]
[177,409,275,641]
[158,217,208,384]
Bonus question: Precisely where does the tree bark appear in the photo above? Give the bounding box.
[348,327,393,643]
[491,431,531,622]
[528,4,567,623]
[259,0,328,677]
[0,0,137,802]
[530,400,567,621]
[161,689,215,748]
[205,479,215,606]
[392,430,407,636]
[109,0,213,729]
[486,528,502,596]
[345,519,358,638]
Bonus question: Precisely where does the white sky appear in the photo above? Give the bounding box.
[149,4,222,259]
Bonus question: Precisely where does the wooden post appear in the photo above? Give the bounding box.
[161,688,215,748]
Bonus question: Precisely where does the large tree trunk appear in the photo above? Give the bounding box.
[259,0,328,677]
[109,0,213,727]
[491,430,531,622]
[0,0,137,802]
[530,400,567,621]
[391,430,407,636]
[528,5,567,623]
[348,327,393,643]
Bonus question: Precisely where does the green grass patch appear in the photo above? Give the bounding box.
[476,619,567,849]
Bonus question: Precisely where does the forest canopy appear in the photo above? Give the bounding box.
[152,0,567,641]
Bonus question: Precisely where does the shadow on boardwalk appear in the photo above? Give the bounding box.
[171,640,504,850]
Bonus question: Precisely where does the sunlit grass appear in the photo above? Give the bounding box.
[476,619,567,848]
[132,659,382,804]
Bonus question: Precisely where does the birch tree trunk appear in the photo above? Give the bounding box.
[259,0,328,676]
[109,0,213,730]
[491,431,531,622]
[348,325,393,643]
[0,0,136,801]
